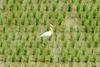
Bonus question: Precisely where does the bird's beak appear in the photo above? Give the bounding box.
[50,24,54,28]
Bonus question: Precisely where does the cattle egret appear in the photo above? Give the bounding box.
[40,24,53,39]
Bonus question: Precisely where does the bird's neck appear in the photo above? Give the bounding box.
[50,28,53,34]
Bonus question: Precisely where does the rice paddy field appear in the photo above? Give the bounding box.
[0,0,100,67]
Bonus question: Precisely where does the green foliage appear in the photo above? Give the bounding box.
[82,3,86,12]
[76,3,80,12]
[0,0,99,66]
[67,3,72,12]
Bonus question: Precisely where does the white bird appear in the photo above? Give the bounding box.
[40,24,53,39]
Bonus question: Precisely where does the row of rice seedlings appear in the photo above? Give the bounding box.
[0,26,98,44]
[80,14,98,28]
[2,54,29,63]
[0,40,97,62]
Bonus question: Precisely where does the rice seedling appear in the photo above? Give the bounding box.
[67,3,72,12]
[76,3,80,12]
[31,64,34,67]
[0,0,99,66]
[96,3,100,11]
[78,11,82,18]
[82,17,85,26]
[90,4,93,11]
[82,3,86,12]
[92,0,96,4]
[86,11,90,19]
[7,64,11,67]
[78,0,82,3]
[54,64,59,67]
[93,10,97,19]
[91,62,96,67]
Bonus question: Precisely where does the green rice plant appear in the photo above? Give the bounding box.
[25,55,29,63]
[67,3,72,12]
[31,64,34,67]
[76,3,80,12]
[0,14,3,25]
[92,0,96,4]
[27,15,32,25]
[26,34,29,41]
[88,17,92,25]
[96,18,99,26]
[83,54,89,62]
[84,25,88,33]
[7,64,11,67]
[43,15,48,25]
[70,27,73,32]
[91,63,96,67]
[37,4,41,11]
[91,25,95,33]
[97,4,100,11]
[63,39,67,47]
[84,63,88,67]
[6,0,10,4]
[1,47,5,55]
[85,11,90,19]
[61,33,65,41]
[12,33,15,40]
[55,0,59,3]
[89,4,93,11]
[82,3,86,12]
[8,16,12,25]
[19,55,22,62]
[14,64,18,67]
[90,53,96,62]
[57,14,63,25]
[76,53,80,62]
[62,11,66,18]
[81,16,85,26]
[54,64,59,67]
[50,55,53,63]
[4,34,8,40]
[68,62,73,67]
[69,54,74,62]
[93,10,97,19]
[29,41,33,48]
[62,54,66,62]
[4,55,7,62]
[71,40,75,48]
[78,0,82,3]
[35,12,40,25]
[41,55,45,62]
[32,48,36,55]
[0,41,3,47]
[2,3,6,10]
[45,5,49,11]
[22,63,28,67]
[71,0,75,3]
[87,41,91,48]
[78,11,82,18]
[52,3,57,11]
[3,26,6,33]
[48,11,53,19]
[16,47,21,55]
[11,54,15,62]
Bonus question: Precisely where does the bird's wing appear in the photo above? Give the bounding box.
[40,31,51,37]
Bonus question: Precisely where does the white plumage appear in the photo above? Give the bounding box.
[40,24,53,38]
[40,31,52,38]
